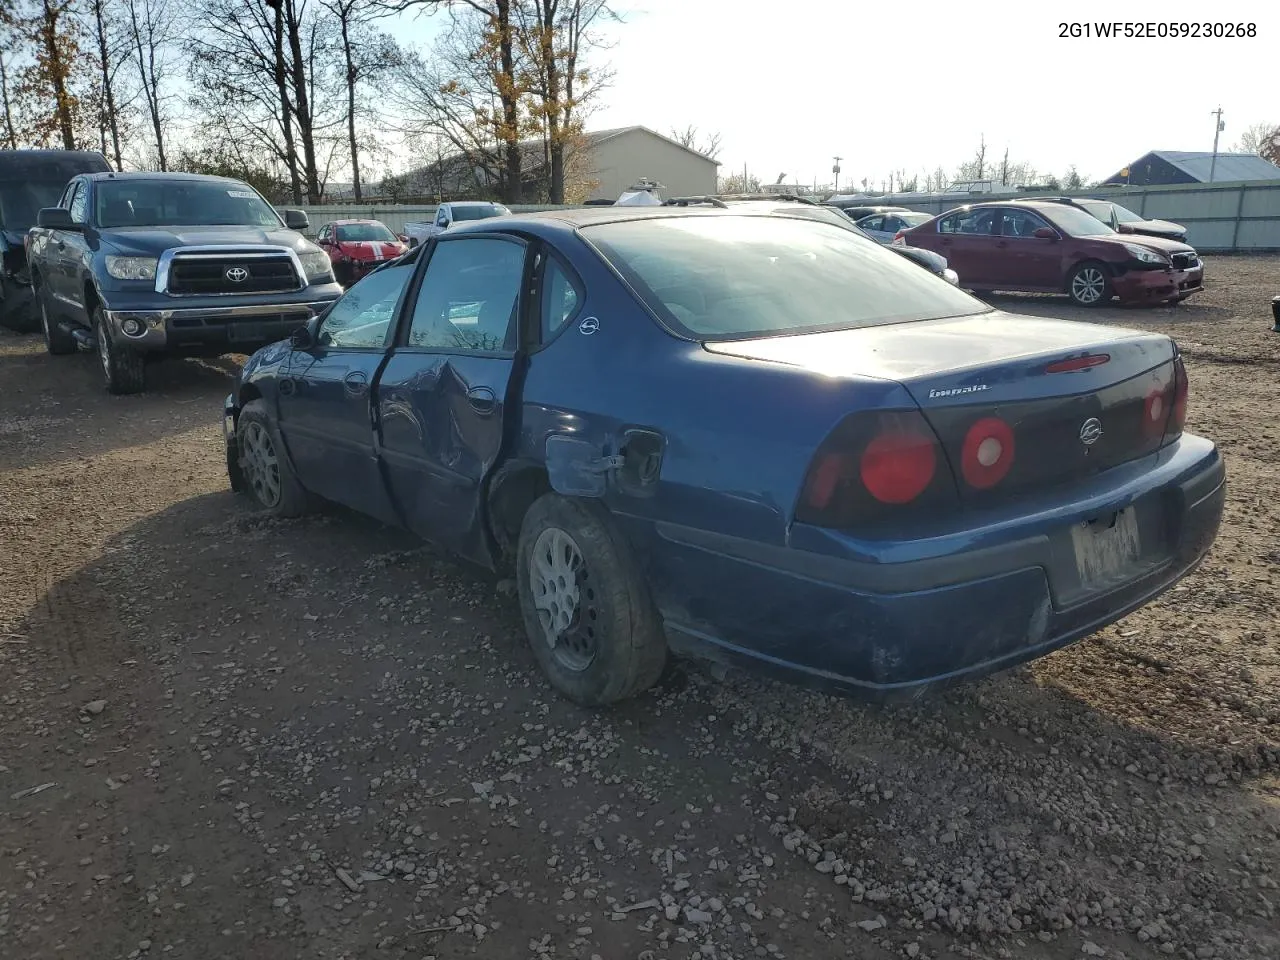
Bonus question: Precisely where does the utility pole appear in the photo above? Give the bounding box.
[1209,106,1225,182]
[832,155,842,194]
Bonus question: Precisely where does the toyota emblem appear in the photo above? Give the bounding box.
[224,266,250,283]
[1079,417,1103,446]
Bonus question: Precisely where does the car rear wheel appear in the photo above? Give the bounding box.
[93,307,146,394]
[39,287,76,355]
[1067,261,1112,307]
[516,493,667,705]
[235,400,315,517]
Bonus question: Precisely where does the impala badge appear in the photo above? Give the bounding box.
[1079,417,1103,446]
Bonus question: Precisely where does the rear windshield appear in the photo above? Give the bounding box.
[583,215,989,341]
[451,204,509,222]
[0,180,68,231]
[95,179,282,228]
[336,222,396,242]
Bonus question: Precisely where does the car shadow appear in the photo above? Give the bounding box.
[0,333,249,470]
[977,292,1234,325]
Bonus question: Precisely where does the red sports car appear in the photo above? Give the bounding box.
[316,219,408,287]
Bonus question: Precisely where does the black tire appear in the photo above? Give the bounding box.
[515,493,667,705]
[92,307,145,394]
[0,275,38,332]
[1067,261,1112,307]
[38,284,76,355]
[235,399,315,518]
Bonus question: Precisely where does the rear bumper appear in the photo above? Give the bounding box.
[103,296,337,354]
[633,434,1224,700]
[1112,264,1204,303]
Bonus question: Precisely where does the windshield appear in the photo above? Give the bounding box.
[583,215,988,341]
[1108,202,1146,224]
[336,222,397,242]
[0,181,69,230]
[451,204,509,222]
[1042,204,1116,237]
[95,179,282,228]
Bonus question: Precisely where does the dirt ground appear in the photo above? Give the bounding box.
[2,258,1278,960]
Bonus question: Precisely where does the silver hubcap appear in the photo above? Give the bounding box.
[530,527,597,671]
[1071,268,1106,304]
[240,421,281,507]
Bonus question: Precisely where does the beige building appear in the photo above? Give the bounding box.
[580,126,719,201]
[392,124,719,203]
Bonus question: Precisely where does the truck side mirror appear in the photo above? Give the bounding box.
[37,207,79,230]
[283,209,309,231]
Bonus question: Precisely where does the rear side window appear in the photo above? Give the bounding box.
[938,209,997,235]
[584,215,987,341]
[540,256,581,341]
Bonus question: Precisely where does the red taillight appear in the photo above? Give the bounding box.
[797,411,953,528]
[1170,357,1188,434]
[1044,353,1111,374]
[960,417,1015,489]
[860,425,937,504]
[892,230,906,244]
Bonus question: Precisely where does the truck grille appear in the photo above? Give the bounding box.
[166,255,301,295]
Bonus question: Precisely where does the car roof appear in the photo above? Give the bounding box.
[448,206,841,237]
[80,171,251,185]
[446,200,504,207]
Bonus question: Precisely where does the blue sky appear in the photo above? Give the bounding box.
[390,0,1278,188]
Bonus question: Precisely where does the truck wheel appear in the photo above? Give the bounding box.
[515,493,667,705]
[235,399,315,518]
[93,307,146,394]
[39,288,76,355]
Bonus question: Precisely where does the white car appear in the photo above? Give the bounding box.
[402,201,511,247]
[855,211,932,243]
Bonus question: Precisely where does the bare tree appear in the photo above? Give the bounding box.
[0,46,19,150]
[121,0,175,170]
[669,123,721,160]
[85,0,132,168]
[1231,121,1279,156]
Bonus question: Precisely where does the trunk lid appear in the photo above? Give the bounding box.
[704,310,1179,500]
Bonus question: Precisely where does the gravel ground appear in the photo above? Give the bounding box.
[2,257,1278,960]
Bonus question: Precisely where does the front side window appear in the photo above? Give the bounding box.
[858,216,884,231]
[584,215,988,341]
[406,237,524,352]
[317,262,414,349]
[68,183,88,223]
[95,179,282,229]
[1000,208,1051,237]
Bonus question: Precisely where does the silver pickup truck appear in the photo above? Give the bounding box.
[402,201,511,247]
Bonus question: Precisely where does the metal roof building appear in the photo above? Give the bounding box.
[1101,150,1280,186]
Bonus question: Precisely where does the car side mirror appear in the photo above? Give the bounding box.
[290,315,320,349]
[283,208,309,231]
[38,207,79,230]
[1032,227,1058,240]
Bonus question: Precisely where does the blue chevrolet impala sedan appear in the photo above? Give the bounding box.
[223,207,1225,705]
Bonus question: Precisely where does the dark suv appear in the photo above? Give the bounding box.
[898,200,1204,307]
[27,172,342,393]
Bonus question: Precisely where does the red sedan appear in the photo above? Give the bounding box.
[896,200,1205,307]
[316,219,408,287]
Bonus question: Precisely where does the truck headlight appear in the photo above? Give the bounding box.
[298,248,334,283]
[105,256,158,280]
